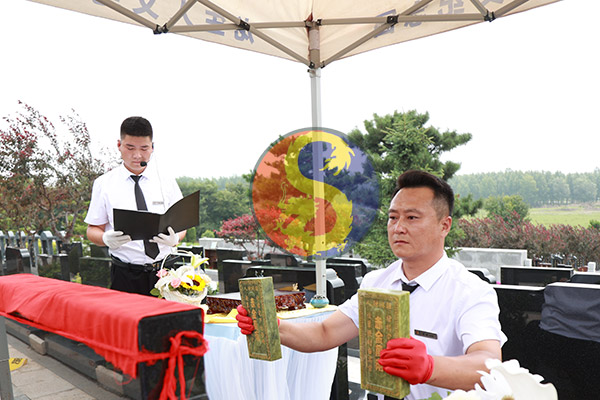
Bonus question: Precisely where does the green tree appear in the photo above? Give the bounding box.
[532,171,550,206]
[550,173,570,204]
[479,175,498,199]
[347,110,474,266]
[184,226,197,243]
[570,174,597,203]
[348,110,471,198]
[176,176,251,235]
[201,229,215,238]
[0,102,115,243]
[484,195,530,223]
[519,173,538,206]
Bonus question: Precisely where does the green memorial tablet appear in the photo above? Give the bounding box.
[239,276,282,361]
[359,288,410,399]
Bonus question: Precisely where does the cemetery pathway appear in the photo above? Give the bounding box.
[6,333,126,400]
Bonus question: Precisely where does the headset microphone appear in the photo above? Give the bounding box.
[140,161,147,167]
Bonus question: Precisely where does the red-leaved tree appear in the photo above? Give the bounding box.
[0,101,116,244]
[214,213,275,260]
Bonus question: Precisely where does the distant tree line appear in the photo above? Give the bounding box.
[449,170,600,207]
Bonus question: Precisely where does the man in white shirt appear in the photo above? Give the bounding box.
[237,169,505,400]
[85,116,185,295]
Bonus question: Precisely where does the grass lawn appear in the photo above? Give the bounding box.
[469,203,600,227]
[529,203,600,227]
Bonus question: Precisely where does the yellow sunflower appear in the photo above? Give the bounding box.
[180,274,207,292]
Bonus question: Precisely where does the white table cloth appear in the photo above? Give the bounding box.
[204,311,338,400]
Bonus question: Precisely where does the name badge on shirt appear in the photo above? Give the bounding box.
[152,201,164,206]
[414,329,438,340]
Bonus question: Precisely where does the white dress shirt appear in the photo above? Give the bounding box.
[338,254,507,400]
[84,161,183,264]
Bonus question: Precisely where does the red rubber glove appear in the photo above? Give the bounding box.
[236,304,255,335]
[378,337,434,385]
[235,304,280,335]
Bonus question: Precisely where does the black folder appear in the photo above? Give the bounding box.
[113,191,199,241]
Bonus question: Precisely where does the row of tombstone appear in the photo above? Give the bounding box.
[0,239,210,288]
[0,230,68,273]
[0,230,64,255]
[0,243,80,280]
[218,254,372,306]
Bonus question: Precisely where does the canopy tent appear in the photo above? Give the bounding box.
[28,0,558,67]
[24,0,559,300]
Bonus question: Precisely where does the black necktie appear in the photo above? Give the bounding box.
[131,175,159,259]
[402,282,419,294]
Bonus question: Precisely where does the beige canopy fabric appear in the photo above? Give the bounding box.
[29,0,559,68]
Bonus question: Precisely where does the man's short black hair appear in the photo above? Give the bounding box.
[120,116,153,140]
[394,170,454,218]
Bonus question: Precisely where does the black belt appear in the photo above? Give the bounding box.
[367,395,404,400]
[111,255,179,273]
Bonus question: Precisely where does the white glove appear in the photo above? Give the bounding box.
[151,226,179,247]
[102,230,132,250]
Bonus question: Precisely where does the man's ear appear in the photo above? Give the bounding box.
[441,215,452,235]
[117,139,122,148]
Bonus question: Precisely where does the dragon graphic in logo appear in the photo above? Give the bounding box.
[252,128,378,260]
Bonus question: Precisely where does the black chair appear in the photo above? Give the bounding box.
[535,282,600,400]
[493,284,545,366]
[569,272,600,284]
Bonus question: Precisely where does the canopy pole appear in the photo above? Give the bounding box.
[308,20,328,307]
[309,67,328,304]
[310,68,322,127]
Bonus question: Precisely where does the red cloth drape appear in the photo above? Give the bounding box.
[0,274,207,384]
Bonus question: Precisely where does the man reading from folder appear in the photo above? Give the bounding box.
[237,170,505,400]
[85,116,185,296]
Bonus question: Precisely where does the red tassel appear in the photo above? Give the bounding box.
[158,331,209,400]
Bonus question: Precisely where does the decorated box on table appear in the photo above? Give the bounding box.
[359,288,410,399]
[239,277,282,361]
[206,290,306,314]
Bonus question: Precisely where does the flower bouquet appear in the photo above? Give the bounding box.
[150,252,212,308]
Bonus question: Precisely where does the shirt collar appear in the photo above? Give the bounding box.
[117,163,148,182]
[393,253,448,291]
